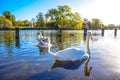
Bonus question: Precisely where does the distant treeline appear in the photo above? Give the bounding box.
[0,5,120,30]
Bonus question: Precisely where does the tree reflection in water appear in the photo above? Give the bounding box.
[15,37,20,48]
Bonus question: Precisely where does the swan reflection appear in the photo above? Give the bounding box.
[49,56,92,77]
[49,59,86,71]
[84,56,92,76]
[38,46,49,55]
[49,49,92,77]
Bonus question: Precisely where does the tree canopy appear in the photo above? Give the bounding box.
[2,11,17,26]
[2,5,119,29]
[45,5,82,29]
[90,18,104,29]
[0,16,13,28]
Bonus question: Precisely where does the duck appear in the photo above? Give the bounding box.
[48,32,92,61]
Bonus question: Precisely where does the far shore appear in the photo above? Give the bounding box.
[0,28,119,30]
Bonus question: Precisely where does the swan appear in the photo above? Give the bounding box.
[48,32,92,61]
[37,30,51,50]
[37,30,50,45]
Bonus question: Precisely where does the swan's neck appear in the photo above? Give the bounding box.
[85,35,90,53]
[48,51,58,59]
[40,32,44,38]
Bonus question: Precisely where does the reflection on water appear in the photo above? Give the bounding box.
[15,37,20,48]
[57,34,62,42]
[84,56,92,76]
[0,30,120,80]
[0,30,15,48]
[50,59,86,71]
[38,46,49,55]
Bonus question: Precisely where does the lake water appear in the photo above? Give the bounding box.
[0,30,120,80]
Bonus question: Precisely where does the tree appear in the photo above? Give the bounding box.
[2,11,17,26]
[23,20,29,26]
[36,12,45,27]
[45,8,59,28]
[0,16,4,28]
[107,24,115,29]
[2,11,12,20]
[46,5,82,29]
[90,18,104,29]
[30,18,35,28]
[0,16,13,28]
[71,12,82,29]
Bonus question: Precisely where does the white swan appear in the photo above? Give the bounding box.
[37,30,50,50]
[49,32,92,61]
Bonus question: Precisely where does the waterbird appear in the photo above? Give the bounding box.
[37,30,51,50]
[48,32,93,61]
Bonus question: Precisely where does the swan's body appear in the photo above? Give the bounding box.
[49,32,92,61]
[49,48,89,61]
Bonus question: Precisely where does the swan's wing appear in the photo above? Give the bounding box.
[55,48,84,55]
[54,48,87,61]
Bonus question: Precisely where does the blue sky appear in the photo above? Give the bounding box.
[0,0,89,19]
[0,0,120,25]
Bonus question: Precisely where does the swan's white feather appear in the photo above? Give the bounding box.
[51,47,89,61]
[49,32,92,61]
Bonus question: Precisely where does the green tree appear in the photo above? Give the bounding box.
[71,12,82,29]
[46,8,59,28]
[90,18,104,29]
[17,20,24,26]
[0,16,4,28]
[46,5,82,29]
[2,11,17,26]
[23,20,29,26]
[0,16,13,28]
[30,18,35,28]
[107,24,115,29]
[36,12,45,27]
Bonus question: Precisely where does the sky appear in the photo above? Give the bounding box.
[0,0,120,25]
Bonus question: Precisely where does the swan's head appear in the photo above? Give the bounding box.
[40,30,44,36]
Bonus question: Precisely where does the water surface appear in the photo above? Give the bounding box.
[0,30,120,80]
